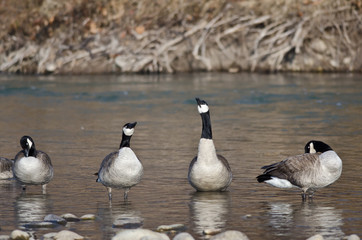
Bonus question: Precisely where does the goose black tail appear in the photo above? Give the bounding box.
[256,174,272,183]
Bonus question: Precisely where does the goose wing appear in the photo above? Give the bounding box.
[14,151,25,162]
[98,151,118,173]
[188,156,197,177]
[217,154,232,172]
[0,157,13,172]
[36,151,53,166]
[260,153,320,187]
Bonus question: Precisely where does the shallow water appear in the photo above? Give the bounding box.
[0,73,361,240]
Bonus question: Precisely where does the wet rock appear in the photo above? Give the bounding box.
[10,229,30,240]
[210,230,249,240]
[112,216,143,229]
[203,229,222,235]
[44,214,67,225]
[306,234,324,240]
[156,224,185,232]
[23,221,58,228]
[43,232,57,240]
[60,213,80,222]
[80,214,96,220]
[346,234,360,240]
[54,230,84,240]
[0,235,10,240]
[173,232,195,240]
[112,229,170,240]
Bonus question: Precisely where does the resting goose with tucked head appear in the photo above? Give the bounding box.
[188,98,232,192]
[96,122,143,201]
[257,140,342,201]
[0,157,13,180]
[13,136,53,194]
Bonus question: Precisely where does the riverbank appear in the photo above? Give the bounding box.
[0,0,361,74]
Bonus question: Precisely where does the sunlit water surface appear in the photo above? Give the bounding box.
[0,73,361,240]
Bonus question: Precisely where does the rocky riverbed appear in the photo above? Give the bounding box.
[0,212,360,240]
[0,0,361,74]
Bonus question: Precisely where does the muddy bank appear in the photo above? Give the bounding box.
[0,0,361,74]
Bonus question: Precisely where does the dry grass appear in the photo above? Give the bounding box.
[0,0,361,73]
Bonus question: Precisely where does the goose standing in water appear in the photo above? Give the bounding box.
[188,98,232,192]
[13,136,53,194]
[0,157,13,180]
[257,140,342,201]
[96,122,143,201]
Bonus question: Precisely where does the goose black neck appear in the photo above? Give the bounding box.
[29,147,36,156]
[120,134,132,148]
[200,112,212,139]
[25,147,37,157]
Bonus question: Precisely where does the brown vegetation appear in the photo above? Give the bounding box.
[0,0,361,74]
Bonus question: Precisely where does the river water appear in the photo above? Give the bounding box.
[0,73,361,240]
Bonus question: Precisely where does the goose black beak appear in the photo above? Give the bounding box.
[128,122,137,128]
[24,149,29,157]
[195,97,202,106]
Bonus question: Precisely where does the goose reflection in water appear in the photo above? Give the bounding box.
[189,192,231,236]
[267,202,344,240]
[15,194,52,226]
[96,202,143,239]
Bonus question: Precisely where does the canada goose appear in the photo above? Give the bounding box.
[13,136,53,194]
[257,140,342,201]
[96,122,143,201]
[188,98,232,192]
[0,157,13,180]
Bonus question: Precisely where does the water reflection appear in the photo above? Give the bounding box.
[0,179,17,191]
[15,194,53,226]
[267,202,344,239]
[96,201,143,239]
[189,192,230,236]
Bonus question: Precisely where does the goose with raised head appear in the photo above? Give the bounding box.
[13,136,53,194]
[257,140,342,201]
[0,157,13,180]
[188,98,232,192]
[96,122,143,201]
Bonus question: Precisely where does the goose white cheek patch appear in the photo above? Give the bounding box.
[27,138,32,149]
[309,142,316,153]
[198,104,209,114]
[123,127,134,136]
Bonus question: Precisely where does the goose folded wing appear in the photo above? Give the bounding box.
[261,153,320,186]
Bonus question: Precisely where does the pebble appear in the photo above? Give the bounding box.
[112,229,169,240]
[43,232,57,240]
[10,229,30,240]
[346,234,360,240]
[54,230,84,240]
[112,217,143,229]
[210,230,249,240]
[156,223,185,232]
[44,214,67,225]
[203,229,222,235]
[23,221,57,228]
[306,234,324,240]
[60,213,80,222]
[173,232,195,240]
[80,214,96,220]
